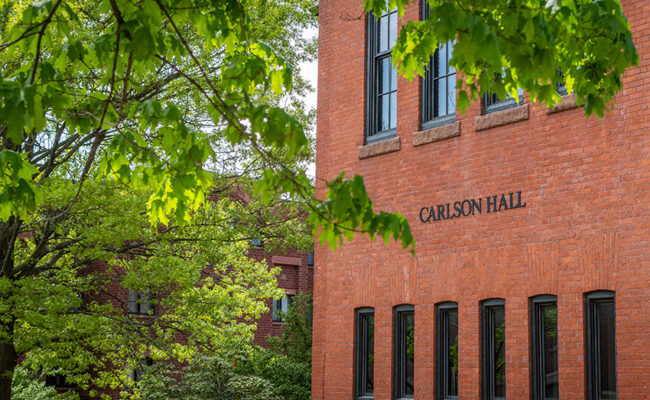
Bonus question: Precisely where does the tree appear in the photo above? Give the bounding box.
[0,0,326,398]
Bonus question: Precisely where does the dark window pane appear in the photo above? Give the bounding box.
[493,308,506,398]
[448,310,459,396]
[598,302,616,400]
[542,305,559,399]
[404,312,415,395]
[390,61,397,91]
[366,315,375,393]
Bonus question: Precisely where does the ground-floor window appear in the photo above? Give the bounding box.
[394,304,415,399]
[355,307,375,398]
[530,295,559,400]
[436,302,459,399]
[585,291,616,400]
[482,299,506,400]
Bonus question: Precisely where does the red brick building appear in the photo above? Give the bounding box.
[249,247,314,347]
[312,1,649,400]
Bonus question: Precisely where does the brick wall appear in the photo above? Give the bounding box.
[313,0,650,399]
[248,247,314,347]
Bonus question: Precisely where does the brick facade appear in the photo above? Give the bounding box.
[312,1,650,399]
[248,247,314,347]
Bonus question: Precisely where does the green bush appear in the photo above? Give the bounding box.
[11,366,79,400]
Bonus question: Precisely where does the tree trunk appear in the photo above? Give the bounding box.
[0,217,21,400]
[0,320,17,400]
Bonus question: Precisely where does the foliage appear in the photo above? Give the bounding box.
[0,0,327,396]
[266,292,312,364]
[366,0,638,118]
[139,348,311,400]
[234,347,311,400]
[5,178,300,398]
[10,365,79,400]
[138,355,279,400]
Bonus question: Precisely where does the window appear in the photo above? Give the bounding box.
[272,294,293,322]
[421,3,456,129]
[366,4,398,143]
[356,308,375,399]
[556,69,568,96]
[128,290,151,315]
[530,295,559,400]
[482,70,523,114]
[436,302,458,400]
[394,304,415,399]
[131,357,153,382]
[45,373,75,388]
[308,251,315,266]
[481,299,506,400]
[585,291,616,400]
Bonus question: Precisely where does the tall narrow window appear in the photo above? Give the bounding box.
[421,2,456,129]
[531,295,559,400]
[394,304,415,399]
[585,291,616,400]
[482,299,506,400]
[366,4,398,143]
[356,308,375,399]
[436,302,458,400]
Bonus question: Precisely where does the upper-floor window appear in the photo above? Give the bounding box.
[394,304,415,399]
[355,308,375,399]
[482,299,506,400]
[556,69,568,96]
[421,3,456,130]
[530,295,559,400]
[128,290,152,315]
[483,69,523,114]
[366,4,398,143]
[585,291,616,400]
[436,302,459,400]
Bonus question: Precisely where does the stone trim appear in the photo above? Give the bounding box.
[358,136,401,159]
[413,121,460,147]
[546,94,580,115]
[271,255,302,266]
[475,103,529,132]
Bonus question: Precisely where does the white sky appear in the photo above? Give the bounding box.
[298,27,319,179]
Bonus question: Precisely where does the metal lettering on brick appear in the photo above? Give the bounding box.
[419,191,526,223]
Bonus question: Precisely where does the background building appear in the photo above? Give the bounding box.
[312,1,649,399]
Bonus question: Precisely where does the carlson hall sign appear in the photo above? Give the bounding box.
[419,191,526,223]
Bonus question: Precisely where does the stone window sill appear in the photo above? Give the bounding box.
[475,103,529,131]
[413,121,460,147]
[358,136,401,159]
[546,93,579,114]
